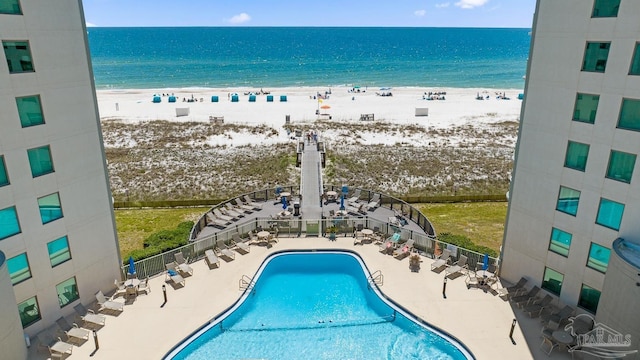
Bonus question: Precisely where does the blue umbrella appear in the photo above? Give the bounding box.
[339,195,345,210]
[482,253,489,271]
[281,196,287,210]
[128,256,136,276]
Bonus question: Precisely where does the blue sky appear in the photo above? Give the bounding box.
[82,0,536,28]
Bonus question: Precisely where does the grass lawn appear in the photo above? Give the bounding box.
[418,202,508,253]
[114,207,209,259]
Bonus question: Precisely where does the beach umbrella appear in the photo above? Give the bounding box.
[339,195,345,210]
[482,253,489,271]
[128,256,136,276]
[281,196,287,210]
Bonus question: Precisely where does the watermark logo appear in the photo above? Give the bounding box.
[564,314,638,359]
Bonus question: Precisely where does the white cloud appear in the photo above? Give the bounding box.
[227,13,251,24]
[414,9,426,17]
[435,2,450,8]
[86,22,97,27]
[455,0,489,9]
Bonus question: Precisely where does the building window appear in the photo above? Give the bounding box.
[18,297,40,328]
[606,150,636,183]
[564,141,590,171]
[56,277,79,308]
[587,243,611,273]
[0,1,21,14]
[27,145,53,177]
[556,186,580,216]
[48,236,71,267]
[38,192,63,224]
[596,198,624,230]
[7,253,31,285]
[0,155,8,187]
[542,267,564,296]
[630,43,640,75]
[573,93,599,124]
[592,0,620,17]
[2,40,34,73]
[0,206,21,240]
[578,284,601,314]
[16,95,45,127]
[617,98,640,131]
[549,228,572,257]
[582,42,610,72]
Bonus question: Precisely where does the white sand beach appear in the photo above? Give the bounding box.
[97,86,523,200]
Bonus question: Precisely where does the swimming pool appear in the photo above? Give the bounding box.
[165,251,474,360]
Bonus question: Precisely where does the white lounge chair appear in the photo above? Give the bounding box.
[393,239,415,259]
[223,203,245,218]
[174,252,194,275]
[234,198,256,213]
[55,316,90,344]
[37,330,74,358]
[165,262,186,287]
[205,249,220,268]
[206,212,228,228]
[347,188,362,205]
[243,194,264,209]
[367,193,381,210]
[95,291,124,313]
[232,233,251,254]
[431,249,452,271]
[73,303,106,329]
[445,254,469,277]
[215,239,236,260]
[213,208,234,222]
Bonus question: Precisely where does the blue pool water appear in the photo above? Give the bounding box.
[166,251,473,360]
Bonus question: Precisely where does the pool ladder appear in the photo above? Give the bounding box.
[368,270,383,287]
[239,274,256,291]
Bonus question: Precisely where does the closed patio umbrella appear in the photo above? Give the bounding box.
[128,256,136,277]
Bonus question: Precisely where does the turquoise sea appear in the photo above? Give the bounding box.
[87,27,530,90]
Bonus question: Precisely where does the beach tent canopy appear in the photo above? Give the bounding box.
[266,95,274,102]
[211,95,219,102]
[231,94,239,102]
[152,95,161,103]
[249,95,256,102]
[280,95,287,102]
[168,95,176,103]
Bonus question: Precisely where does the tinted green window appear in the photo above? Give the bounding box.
[592,0,620,17]
[0,1,21,14]
[18,297,40,328]
[618,98,640,131]
[578,284,601,314]
[38,192,63,224]
[573,93,599,124]
[596,198,624,230]
[582,42,610,72]
[0,206,21,240]
[16,95,44,127]
[7,253,31,285]
[549,228,572,257]
[564,141,590,171]
[556,186,580,216]
[587,243,611,273]
[0,155,8,187]
[606,150,636,183]
[630,43,640,75]
[2,40,33,73]
[27,145,53,177]
[48,236,71,267]
[56,277,79,307]
[542,267,564,296]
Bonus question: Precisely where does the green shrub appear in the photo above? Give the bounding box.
[126,221,193,262]
[437,232,498,258]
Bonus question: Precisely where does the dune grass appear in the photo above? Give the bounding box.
[114,207,209,259]
[418,202,508,252]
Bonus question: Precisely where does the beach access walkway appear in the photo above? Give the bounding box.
[299,139,323,220]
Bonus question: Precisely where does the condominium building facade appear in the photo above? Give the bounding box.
[0,0,121,351]
[502,0,640,343]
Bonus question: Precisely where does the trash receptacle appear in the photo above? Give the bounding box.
[293,201,300,216]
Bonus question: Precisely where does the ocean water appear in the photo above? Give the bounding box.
[87,27,530,90]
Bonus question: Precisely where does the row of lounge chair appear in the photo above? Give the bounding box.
[36,296,117,358]
[378,233,416,259]
[206,196,264,229]
[345,189,381,211]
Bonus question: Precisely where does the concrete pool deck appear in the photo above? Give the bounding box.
[29,237,574,359]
